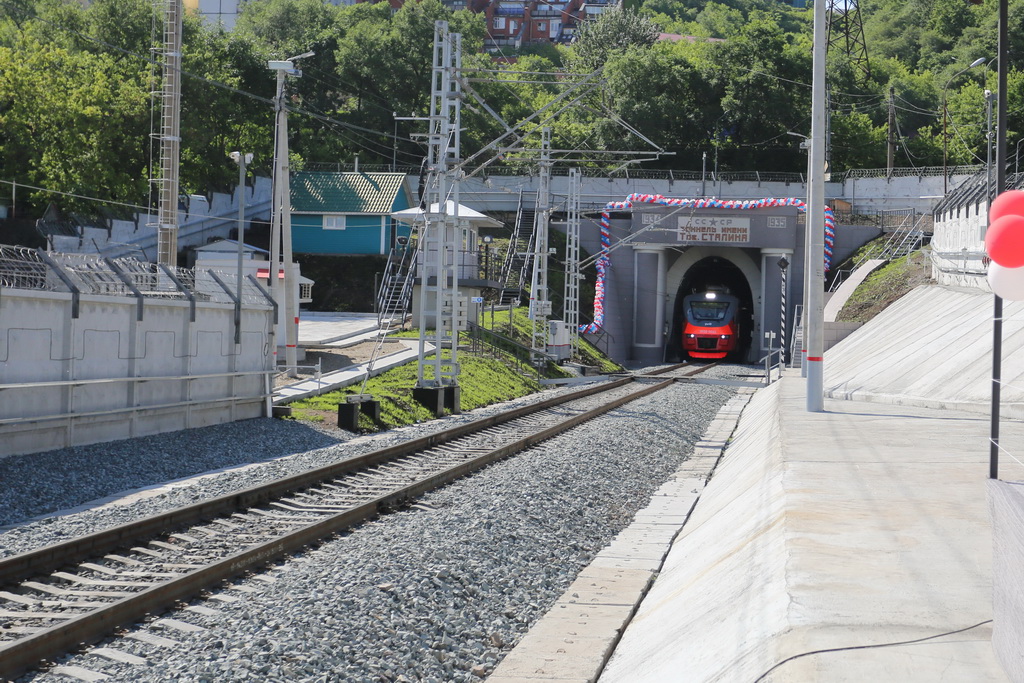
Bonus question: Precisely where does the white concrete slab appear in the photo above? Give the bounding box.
[823,285,1024,417]
[600,375,1010,683]
[296,312,381,346]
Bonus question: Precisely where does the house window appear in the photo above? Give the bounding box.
[538,21,546,30]
[494,16,506,29]
[324,215,346,230]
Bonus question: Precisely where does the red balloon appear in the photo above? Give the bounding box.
[985,214,1024,267]
[989,190,1024,223]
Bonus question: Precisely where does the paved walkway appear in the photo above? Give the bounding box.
[273,313,428,405]
[490,371,1016,682]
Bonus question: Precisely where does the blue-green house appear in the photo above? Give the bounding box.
[290,171,414,255]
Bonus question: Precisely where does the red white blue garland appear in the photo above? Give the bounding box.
[580,195,835,334]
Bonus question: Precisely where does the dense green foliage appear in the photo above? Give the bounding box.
[2,0,1023,217]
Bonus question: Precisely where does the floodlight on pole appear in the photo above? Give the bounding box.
[268,51,312,378]
[942,57,987,195]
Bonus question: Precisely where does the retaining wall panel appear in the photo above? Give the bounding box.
[0,288,272,457]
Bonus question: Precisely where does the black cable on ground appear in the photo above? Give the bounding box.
[752,619,994,682]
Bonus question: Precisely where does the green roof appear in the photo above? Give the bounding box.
[290,171,408,214]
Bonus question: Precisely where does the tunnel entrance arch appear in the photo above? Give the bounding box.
[664,248,760,362]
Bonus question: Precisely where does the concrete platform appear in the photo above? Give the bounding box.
[491,335,1017,681]
[272,339,428,405]
[296,312,382,347]
[600,375,1011,682]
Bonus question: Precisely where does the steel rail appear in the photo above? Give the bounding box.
[0,367,716,679]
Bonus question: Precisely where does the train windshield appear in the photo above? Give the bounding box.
[689,300,731,322]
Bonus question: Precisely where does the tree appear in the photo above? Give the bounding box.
[0,29,149,213]
[566,6,660,74]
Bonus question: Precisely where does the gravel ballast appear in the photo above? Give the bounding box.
[4,365,752,683]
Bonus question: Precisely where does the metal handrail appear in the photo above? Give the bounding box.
[760,347,784,384]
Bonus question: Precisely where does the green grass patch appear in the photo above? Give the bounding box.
[287,307,622,432]
[835,248,933,323]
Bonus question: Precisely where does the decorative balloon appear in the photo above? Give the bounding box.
[989,190,1024,223]
[988,261,1024,301]
[985,214,1024,268]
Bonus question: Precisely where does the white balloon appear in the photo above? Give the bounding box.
[988,261,1024,300]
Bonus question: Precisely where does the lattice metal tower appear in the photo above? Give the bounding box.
[529,128,553,365]
[827,0,870,85]
[153,0,183,267]
[562,168,581,356]
[416,21,462,392]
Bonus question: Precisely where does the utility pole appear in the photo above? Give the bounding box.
[415,21,462,412]
[563,168,581,357]
[529,127,553,365]
[154,0,182,267]
[806,0,827,412]
[991,0,1008,480]
[269,52,312,378]
[886,85,896,175]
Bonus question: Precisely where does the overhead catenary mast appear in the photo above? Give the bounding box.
[414,21,463,411]
[153,0,182,267]
[529,127,553,365]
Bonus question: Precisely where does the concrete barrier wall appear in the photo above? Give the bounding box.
[0,288,273,458]
[988,480,1024,680]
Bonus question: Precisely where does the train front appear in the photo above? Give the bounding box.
[681,291,740,360]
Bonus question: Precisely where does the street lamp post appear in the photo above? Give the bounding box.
[701,151,707,196]
[943,57,987,195]
[269,51,313,378]
[229,151,252,345]
[482,234,493,280]
[392,111,398,171]
[986,88,996,202]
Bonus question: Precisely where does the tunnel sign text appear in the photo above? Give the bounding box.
[677,216,751,243]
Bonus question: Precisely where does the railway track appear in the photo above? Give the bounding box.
[0,363,714,680]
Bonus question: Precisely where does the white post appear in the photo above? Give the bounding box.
[230,151,250,346]
[805,0,827,411]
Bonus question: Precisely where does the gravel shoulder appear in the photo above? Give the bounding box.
[3,364,753,683]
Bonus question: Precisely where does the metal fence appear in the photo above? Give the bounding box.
[0,244,270,306]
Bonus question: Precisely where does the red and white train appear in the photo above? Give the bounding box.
[681,289,742,360]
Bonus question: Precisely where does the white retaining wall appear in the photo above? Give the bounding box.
[0,287,273,458]
[51,177,273,258]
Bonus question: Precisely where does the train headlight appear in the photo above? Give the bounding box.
[686,333,696,338]
[720,334,730,340]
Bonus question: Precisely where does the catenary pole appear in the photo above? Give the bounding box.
[805,0,827,411]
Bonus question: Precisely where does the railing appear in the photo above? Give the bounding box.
[466,322,542,374]
[930,248,988,277]
[844,165,982,179]
[579,319,613,356]
[0,244,268,305]
[761,347,785,384]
